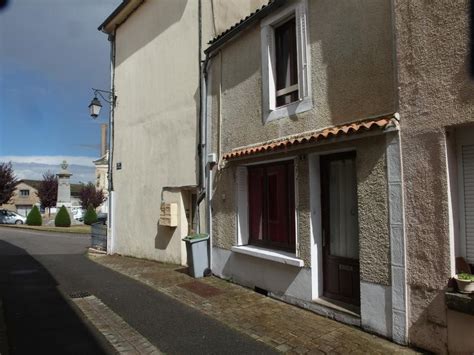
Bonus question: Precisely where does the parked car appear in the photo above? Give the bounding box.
[0,210,27,224]
[71,208,85,222]
[97,212,107,225]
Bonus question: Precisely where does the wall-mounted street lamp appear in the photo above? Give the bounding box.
[88,88,115,118]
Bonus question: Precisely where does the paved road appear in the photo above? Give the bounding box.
[0,227,275,354]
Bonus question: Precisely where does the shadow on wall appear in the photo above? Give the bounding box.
[114,0,188,67]
[0,240,110,353]
[155,223,175,250]
[408,288,448,353]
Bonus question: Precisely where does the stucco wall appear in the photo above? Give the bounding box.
[210,0,395,154]
[112,0,199,263]
[2,182,40,211]
[212,135,390,284]
[394,1,474,353]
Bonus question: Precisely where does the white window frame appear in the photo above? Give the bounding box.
[456,128,474,264]
[261,0,312,124]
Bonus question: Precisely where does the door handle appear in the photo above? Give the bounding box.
[339,264,354,272]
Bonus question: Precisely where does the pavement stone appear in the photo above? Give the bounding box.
[73,295,163,355]
[90,254,420,354]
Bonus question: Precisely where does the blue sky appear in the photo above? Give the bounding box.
[0,0,120,182]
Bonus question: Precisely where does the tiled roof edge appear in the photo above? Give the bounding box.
[223,114,398,160]
[205,0,287,55]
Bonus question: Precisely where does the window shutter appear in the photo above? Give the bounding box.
[236,166,249,245]
[462,144,474,263]
[296,2,308,98]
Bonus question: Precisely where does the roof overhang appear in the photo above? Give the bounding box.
[223,114,399,160]
[205,0,287,55]
[98,0,144,34]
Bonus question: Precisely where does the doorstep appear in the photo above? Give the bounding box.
[270,292,361,328]
[309,297,361,327]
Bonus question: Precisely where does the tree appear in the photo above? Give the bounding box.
[26,206,42,226]
[83,205,98,225]
[37,171,58,216]
[78,183,106,209]
[55,206,71,227]
[0,162,18,205]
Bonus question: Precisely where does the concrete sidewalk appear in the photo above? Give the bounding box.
[90,253,419,354]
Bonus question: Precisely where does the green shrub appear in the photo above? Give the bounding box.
[83,205,98,225]
[55,206,71,227]
[26,206,42,226]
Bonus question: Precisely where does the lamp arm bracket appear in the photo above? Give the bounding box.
[92,88,115,104]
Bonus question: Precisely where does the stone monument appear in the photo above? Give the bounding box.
[56,160,72,208]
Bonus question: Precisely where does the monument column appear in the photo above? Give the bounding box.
[56,160,72,208]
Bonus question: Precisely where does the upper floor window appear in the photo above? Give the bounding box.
[275,17,298,107]
[20,190,29,197]
[261,0,311,123]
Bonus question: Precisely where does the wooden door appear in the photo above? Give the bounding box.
[321,152,360,306]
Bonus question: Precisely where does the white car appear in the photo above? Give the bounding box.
[0,210,27,224]
[72,208,85,221]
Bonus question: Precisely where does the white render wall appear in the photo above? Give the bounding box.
[111,0,199,263]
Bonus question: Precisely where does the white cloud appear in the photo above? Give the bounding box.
[0,155,96,167]
[8,162,95,184]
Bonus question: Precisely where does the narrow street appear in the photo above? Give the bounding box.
[0,227,275,354]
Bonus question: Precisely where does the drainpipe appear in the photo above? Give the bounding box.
[107,30,116,254]
[203,53,214,274]
[197,0,205,234]
[197,0,216,274]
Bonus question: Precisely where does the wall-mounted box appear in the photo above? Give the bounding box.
[159,202,178,227]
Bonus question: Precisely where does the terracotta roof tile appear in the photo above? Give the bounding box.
[222,115,397,160]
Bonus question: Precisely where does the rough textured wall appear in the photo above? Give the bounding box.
[357,135,390,285]
[297,157,311,266]
[112,0,198,263]
[394,1,474,353]
[216,0,395,153]
[212,136,390,282]
[212,166,236,250]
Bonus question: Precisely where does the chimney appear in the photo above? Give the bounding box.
[101,124,107,157]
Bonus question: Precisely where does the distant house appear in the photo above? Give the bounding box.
[1,180,41,216]
[93,124,109,196]
[93,124,109,214]
[0,179,83,216]
[93,152,108,194]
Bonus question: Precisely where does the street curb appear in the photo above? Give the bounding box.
[57,289,118,355]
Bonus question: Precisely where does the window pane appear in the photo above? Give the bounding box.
[329,159,359,259]
[267,165,289,244]
[275,17,298,107]
[276,92,299,107]
[249,167,264,242]
[248,161,295,250]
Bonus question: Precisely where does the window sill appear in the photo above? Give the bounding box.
[446,290,474,316]
[231,245,304,267]
[264,97,312,123]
